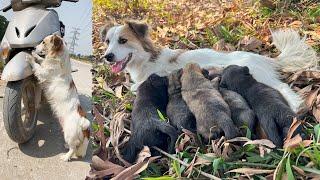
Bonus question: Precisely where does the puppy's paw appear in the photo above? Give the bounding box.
[60,154,71,162]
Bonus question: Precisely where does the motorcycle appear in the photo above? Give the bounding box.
[0,0,78,143]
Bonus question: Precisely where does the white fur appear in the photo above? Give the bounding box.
[27,37,90,161]
[105,27,319,112]
[272,29,318,71]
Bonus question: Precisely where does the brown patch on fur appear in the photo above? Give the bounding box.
[69,80,76,90]
[123,21,161,61]
[77,105,87,117]
[48,35,64,58]
[82,129,90,138]
[169,49,186,63]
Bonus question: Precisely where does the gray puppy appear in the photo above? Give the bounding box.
[181,63,239,140]
[167,69,196,133]
[220,88,256,135]
[205,67,256,136]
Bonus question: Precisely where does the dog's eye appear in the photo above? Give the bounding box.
[118,37,127,44]
[105,39,110,44]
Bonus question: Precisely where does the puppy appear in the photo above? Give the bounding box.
[122,74,178,163]
[220,88,256,135]
[167,69,196,133]
[27,35,90,161]
[220,65,299,147]
[204,68,256,136]
[181,63,239,141]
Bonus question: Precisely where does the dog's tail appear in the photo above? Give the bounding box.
[272,29,318,72]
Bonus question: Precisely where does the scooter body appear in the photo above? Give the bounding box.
[2,6,61,81]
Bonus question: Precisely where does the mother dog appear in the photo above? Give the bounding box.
[100,21,318,112]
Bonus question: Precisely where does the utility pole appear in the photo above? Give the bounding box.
[68,27,80,55]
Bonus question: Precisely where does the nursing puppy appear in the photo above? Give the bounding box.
[220,65,299,147]
[220,88,256,136]
[181,63,239,140]
[100,21,319,112]
[167,69,196,133]
[27,35,90,161]
[122,74,178,163]
[205,68,256,136]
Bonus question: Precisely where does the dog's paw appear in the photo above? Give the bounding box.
[26,54,35,63]
[60,154,71,162]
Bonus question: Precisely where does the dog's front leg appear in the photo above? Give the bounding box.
[32,52,45,64]
[27,55,49,82]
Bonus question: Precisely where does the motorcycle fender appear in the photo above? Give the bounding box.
[1,52,33,81]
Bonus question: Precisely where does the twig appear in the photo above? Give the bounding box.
[152,146,221,180]
[225,162,277,169]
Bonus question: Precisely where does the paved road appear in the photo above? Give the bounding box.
[0,60,92,180]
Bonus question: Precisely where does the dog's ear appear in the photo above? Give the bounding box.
[51,35,63,51]
[100,17,117,42]
[126,21,149,38]
[201,69,210,79]
[242,66,250,75]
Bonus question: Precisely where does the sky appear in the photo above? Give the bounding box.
[0,0,92,55]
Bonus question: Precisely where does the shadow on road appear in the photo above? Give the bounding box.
[17,94,92,161]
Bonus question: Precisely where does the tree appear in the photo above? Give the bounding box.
[0,15,9,41]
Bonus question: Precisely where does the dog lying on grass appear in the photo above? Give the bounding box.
[122,74,178,163]
[27,35,90,161]
[220,65,300,147]
[181,63,239,140]
[167,69,196,133]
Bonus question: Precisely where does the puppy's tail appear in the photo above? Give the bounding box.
[272,29,318,72]
[154,121,178,153]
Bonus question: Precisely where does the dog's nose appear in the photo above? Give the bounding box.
[105,53,115,62]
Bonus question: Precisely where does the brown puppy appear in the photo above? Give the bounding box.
[181,63,239,140]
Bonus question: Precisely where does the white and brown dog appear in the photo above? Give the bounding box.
[100,21,318,112]
[27,34,90,161]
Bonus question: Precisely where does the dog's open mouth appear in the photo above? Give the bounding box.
[110,53,133,73]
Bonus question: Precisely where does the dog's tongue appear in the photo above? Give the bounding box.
[111,61,124,73]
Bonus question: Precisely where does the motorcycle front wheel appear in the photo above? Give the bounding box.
[3,76,39,143]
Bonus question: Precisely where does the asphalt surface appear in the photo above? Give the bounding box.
[0,60,92,180]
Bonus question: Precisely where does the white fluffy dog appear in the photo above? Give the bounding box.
[27,34,90,161]
[100,21,318,112]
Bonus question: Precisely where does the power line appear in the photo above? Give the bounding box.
[68,27,80,55]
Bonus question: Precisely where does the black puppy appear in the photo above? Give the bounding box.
[167,69,197,133]
[220,65,299,147]
[122,74,178,163]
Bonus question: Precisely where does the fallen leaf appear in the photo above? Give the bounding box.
[115,85,123,98]
[283,134,302,150]
[112,156,160,180]
[88,156,125,179]
[298,84,313,97]
[305,88,319,110]
[136,146,151,163]
[110,111,131,167]
[177,134,191,152]
[244,139,276,148]
[93,106,108,159]
[285,118,302,141]
[226,168,274,176]
[313,106,320,123]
